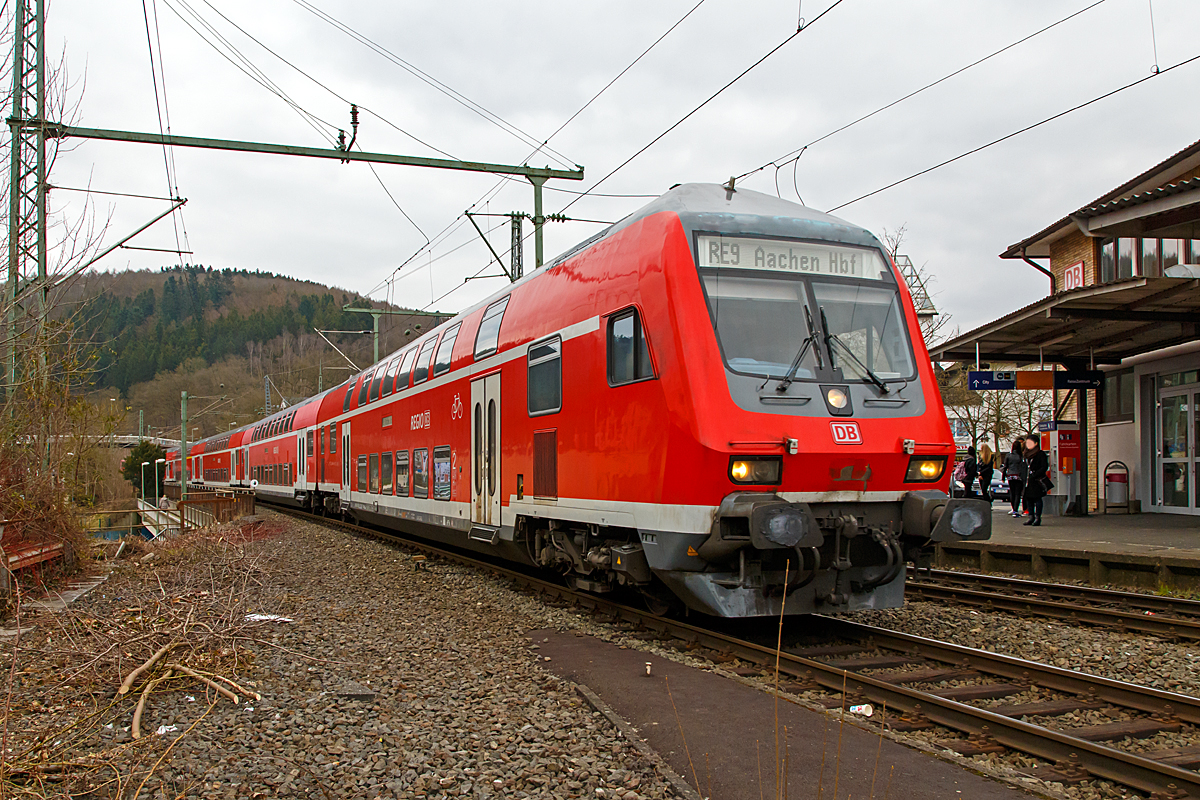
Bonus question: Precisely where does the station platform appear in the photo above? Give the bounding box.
[933,505,1200,590]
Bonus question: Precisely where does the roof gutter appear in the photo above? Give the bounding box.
[1020,247,1056,294]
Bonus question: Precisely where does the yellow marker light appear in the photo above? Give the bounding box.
[730,460,751,481]
[826,387,848,409]
[919,460,940,478]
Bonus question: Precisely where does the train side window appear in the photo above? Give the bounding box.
[474,296,510,359]
[329,423,337,454]
[528,336,562,416]
[369,453,380,493]
[433,323,462,377]
[433,446,451,500]
[396,450,410,496]
[607,308,654,386]
[369,362,387,401]
[381,451,393,494]
[412,338,438,385]
[306,430,314,454]
[344,375,360,412]
[381,357,400,398]
[358,364,377,406]
[395,349,417,392]
[356,455,368,492]
[413,448,429,498]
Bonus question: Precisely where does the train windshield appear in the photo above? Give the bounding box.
[698,237,915,384]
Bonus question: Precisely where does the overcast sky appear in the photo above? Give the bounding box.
[45,0,1200,335]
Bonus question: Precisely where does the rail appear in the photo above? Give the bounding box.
[269,504,1200,799]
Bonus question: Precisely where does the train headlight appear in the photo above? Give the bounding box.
[729,456,782,485]
[825,387,848,409]
[905,456,946,482]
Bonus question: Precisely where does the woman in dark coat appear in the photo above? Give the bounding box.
[1022,434,1049,526]
[1001,439,1026,517]
[962,446,979,498]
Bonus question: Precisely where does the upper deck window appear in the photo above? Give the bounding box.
[381,357,401,398]
[433,324,461,377]
[412,337,438,385]
[344,374,361,412]
[395,349,417,392]
[474,297,510,359]
[358,364,378,406]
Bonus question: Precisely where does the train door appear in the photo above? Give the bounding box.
[297,433,305,486]
[242,447,249,484]
[318,425,325,485]
[470,373,501,529]
[340,421,352,505]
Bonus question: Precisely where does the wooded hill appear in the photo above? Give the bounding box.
[66,266,444,439]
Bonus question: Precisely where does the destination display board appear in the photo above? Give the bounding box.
[968,370,1103,390]
[696,235,886,280]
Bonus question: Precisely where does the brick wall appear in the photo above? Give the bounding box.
[1049,229,1099,287]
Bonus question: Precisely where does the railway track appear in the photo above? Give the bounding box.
[907,568,1200,642]
[271,505,1200,798]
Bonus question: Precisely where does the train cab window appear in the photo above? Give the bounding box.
[396,451,410,496]
[474,296,510,359]
[433,323,461,377]
[395,349,417,393]
[358,365,377,406]
[528,336,562,415]
[381,451,393,494]
[412,338,438,385]
[330,423,337,454]
[369,453,380,493]
[357,455,368,492]
[381,357,400,398]
[607,308,654,385]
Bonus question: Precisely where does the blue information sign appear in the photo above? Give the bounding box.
[968,370,1016,390]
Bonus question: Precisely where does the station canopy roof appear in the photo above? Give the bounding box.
[930,276,1200,366]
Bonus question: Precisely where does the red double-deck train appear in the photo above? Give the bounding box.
[166,184,990,617]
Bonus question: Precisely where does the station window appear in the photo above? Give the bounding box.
[381,451,393,494]
[474,297,510,359]
[1102,369,1135,423]
[433,324,462,377]
[396,450,410,496]
[412,338,438,385]
[607,308,654,386]
[528,336,562,415]
[1100,237,1200,283]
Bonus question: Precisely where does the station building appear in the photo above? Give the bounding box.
[933,138,1200,515]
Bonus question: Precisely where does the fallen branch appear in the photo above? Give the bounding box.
[166,663,238,703]
[211,673,261,702]
[131,668,174,740]
[117,642,176,695]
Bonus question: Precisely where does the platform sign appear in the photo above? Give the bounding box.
[1015,371,1055,390]
[1053,370,1103,390]
[967,370,1015,390]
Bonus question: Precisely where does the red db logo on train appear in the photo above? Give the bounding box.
[830,421,862,445]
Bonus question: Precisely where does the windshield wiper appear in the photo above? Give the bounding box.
[769,306,824,393]
[819,306,890,395]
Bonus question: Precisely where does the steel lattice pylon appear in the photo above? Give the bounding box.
[5,0,47,400]
[895,254,937,319]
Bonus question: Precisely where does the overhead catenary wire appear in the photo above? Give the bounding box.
[736,0,1111,184]
[825,50,1200,213]
[558,0,849,214]
[141,0,189,261]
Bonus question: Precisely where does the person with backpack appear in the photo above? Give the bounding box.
[1001,439,1026,517]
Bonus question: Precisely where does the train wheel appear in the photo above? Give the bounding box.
[638,583,681,617]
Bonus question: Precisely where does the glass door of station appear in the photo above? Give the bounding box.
[1159,388,1198,513]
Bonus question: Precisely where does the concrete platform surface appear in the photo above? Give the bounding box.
[532,629,1037,800]
[987,505,1200,558]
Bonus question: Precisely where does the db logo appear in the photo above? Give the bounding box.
[830,421,862,445]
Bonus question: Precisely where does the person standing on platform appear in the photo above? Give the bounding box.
[978,443,996,502]
[961,445,979,498]
[1002,439,1026,517]
[1022,434,1049,527]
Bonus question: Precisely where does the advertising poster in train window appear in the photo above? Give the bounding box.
[413,448,429,499]
[396,451,410,496]
[433,446,452,500]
